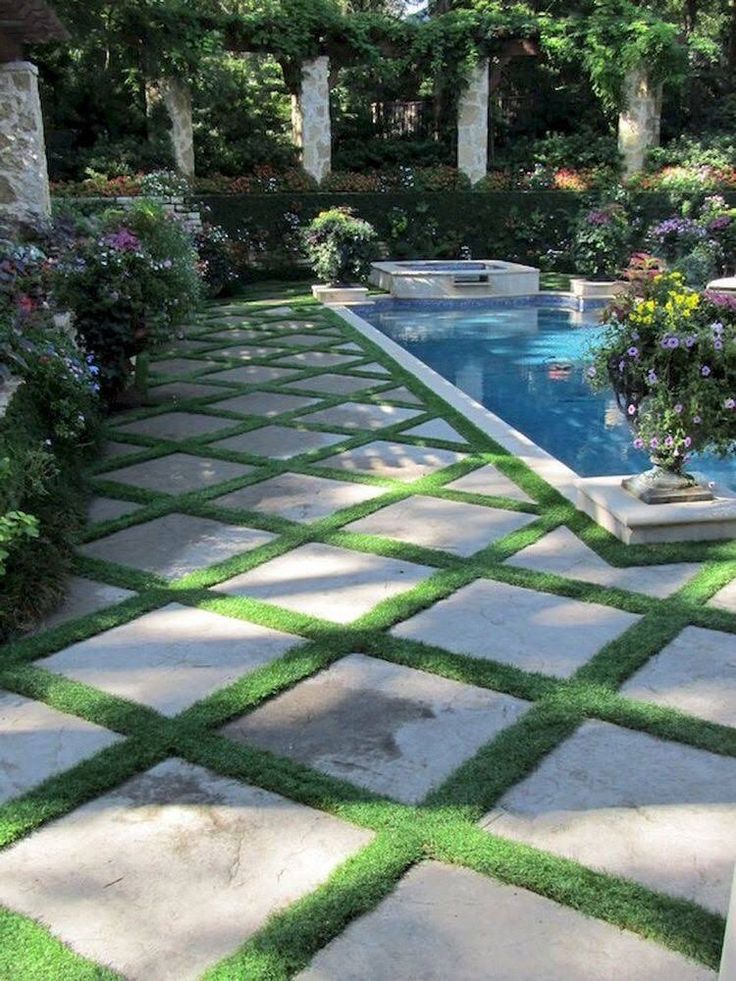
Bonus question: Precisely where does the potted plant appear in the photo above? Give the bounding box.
[571,201,631,301]
[588,269,736,502]
[303,208,379,305]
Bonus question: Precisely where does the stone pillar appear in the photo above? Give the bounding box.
[457,58,489,186]
[291,56,331,183]
[618,66,663,178]
[0,61,51,220]
[161,77,195,177]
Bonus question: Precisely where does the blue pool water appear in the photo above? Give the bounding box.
[361,299,736,491]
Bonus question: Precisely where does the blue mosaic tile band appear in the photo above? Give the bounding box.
[356,293,607,315]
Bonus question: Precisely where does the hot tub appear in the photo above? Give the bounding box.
[370,259,540,299]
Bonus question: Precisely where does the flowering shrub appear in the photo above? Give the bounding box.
[646,217,708,261]
[139,170,191,199]
[643,196,736,287]
[54,201,201,398]
[572,201,631,278]
[303,208,379,284]
[194,222,239,297]
[588,272,736,470]
[474,166,616,193]
[628,165,736,195]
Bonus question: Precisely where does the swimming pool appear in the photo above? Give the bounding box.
[357,297,736,492]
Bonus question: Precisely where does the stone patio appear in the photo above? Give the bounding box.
[2,293,733,980]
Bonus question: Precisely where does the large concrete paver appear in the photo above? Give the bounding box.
[207,364,300,385]
[102,453,255,494]
[0,691,122,804]
[114,411,237,442]
[274,350,362,369]
[222,653,531,803]
[620,625,736,726]
[210,390,320,417]
[149,358,217,376]
[317,440,466,483]
[147,380,233,402]
[32,576,135,633]
[38,603,301,715]
[710,579,736,613]
[392,579,640,677]
[444,462,533,502]
[403,418,467,443]
[81,512,274,579]
[345,495,536,556]
[301,401,423,432]
[483,719,736,914]
[214,472,386,522]
[298,862,713,981]
[0,759,373,981]
[211,424,346,460]
[214,542,433,624]
[507,526,700,598]
[283,373,387,397]
[87,497,142,524]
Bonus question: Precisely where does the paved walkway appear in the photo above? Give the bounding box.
[0,290,734,980]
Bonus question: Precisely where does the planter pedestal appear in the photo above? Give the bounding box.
[312,285,372,306]
[621,467,714,505]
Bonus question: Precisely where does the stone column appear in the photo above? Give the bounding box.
[0,61,51,220]
[291,56,331,183]
[457,58,489,186]
[618,66,663,178]
[161,77,195,177]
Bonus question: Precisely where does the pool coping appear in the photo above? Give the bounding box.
[334,300,736,544]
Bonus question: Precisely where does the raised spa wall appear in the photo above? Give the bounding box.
[370,261,540,299]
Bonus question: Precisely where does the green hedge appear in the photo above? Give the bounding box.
[0,384,93,641]
[198,190,736,275]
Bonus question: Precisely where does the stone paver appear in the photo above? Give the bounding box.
[316,440,466,482]
[150,358,217,376]
[378,385,424,405]
[87,497,142,523]
[103,453,254,494]
[211,424,346,460]
[202,328,265,342]
[274,350,361,369]
[81,513,274,579]
[710,579,736,612]
[0,691,122,804]
[210,391,320,418]
[392,578,640,677]
[0,759,372,980]
[445,463,533,502]
[283,372,387,397]
[33,576,135,633]
[258,332,323,348]
[345,495,536,556]
[39,604,300,715]
[507,526,699,598]
[148,381,231,402]
[207,364,300,385]
[483,719,736,914]
[214,472,385,522]
[298,862,714,981]
[620,625,736,725]
[158,338,214,355]
[102,440,140,459]
[114,411,237,442]
[223,654,531,803]
[404,418,467,442]
[302,401,423,432]
[357,362,391,375]
[206,344,284,361]
[214,542,433,623]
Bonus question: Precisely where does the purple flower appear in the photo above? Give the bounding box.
[711,321,724,334]
[685,335,697,348]
[705,290,736,311]
[701,365,712,376]
[587,366,597,378]
[628,346,639,358]
[627,404,636,415]
[667,336,680,349]
[587,209,612,226]
[633,437,645,449]
[650,437,659,449]
[103,227,141,252]
[647,369,658,384]
[674,404,683,413]
[664,435,674,447]
[725,398,735,409]
[715,339,724,350]
[693,415,702,424]
[684,436,693,447]
[708,215,731,231]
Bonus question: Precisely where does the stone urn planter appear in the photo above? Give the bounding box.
[311,284,372,306]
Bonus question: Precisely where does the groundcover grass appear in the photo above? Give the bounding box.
[0,284,733,979]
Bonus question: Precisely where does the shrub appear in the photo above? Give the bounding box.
[53,200,201,399]
[303,208,379,284]
[572,201,632,278]
[194,222,239,297]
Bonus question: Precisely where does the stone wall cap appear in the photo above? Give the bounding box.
[0,60,39,75]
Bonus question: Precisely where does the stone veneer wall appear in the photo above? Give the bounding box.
[457,59,490,187]
[618,66,663,178]
[291,56,332,183]
[0,62,51,220]
[109,195,203,235]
